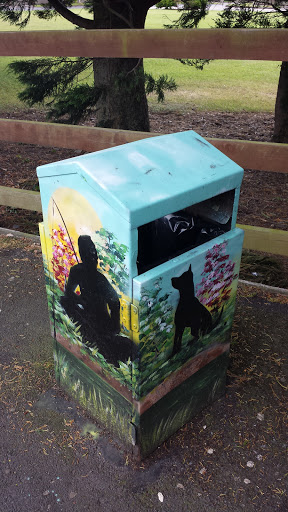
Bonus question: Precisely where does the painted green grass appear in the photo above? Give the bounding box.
[0,8,280,112]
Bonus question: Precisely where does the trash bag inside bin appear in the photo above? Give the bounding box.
[137,191,233,274]
[137,211,194,274]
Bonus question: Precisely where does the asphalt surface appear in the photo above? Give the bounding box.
[0,233,287,512]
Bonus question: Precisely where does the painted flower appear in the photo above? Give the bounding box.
[51,224,78,291]
[196,241,237,312]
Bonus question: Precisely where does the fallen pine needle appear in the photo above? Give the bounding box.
[275,378,288,390]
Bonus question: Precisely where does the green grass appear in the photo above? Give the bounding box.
[145,58,279,112]
[145,8,181,28]
[0,7,93,31]
[0,57,27,108]
[0,8,280,113]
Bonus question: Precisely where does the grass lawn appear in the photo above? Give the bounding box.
[0,8,279,113]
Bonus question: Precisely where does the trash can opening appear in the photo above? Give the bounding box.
[137,189,235,275]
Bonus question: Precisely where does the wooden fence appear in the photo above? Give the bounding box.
[0,28,288,256]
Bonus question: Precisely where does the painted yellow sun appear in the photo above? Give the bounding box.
[46,187,102,263]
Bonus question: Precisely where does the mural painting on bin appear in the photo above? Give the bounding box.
[39,188,242,439]
[39,185,138,445]
[133,229,243,401]
[37,130,244,456]
[40,187,136,366]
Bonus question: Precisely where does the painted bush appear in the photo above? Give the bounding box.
[196,241,238,312]
[93,227,129,295]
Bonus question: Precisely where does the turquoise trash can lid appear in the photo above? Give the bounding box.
[37,130,243,228]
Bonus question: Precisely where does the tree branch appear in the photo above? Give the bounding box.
[102,0,133,28]
[144,0,159,9]
[48,0,96,29]
[269,3,288,17]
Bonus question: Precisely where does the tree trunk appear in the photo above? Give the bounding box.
[93,57,150,131]
[91,1,151,132]
[272,61,288,143]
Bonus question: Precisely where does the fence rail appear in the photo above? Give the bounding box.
[1,28,288,60]
[0,28,287,257]
[0,186,41,212]
[1,119,288,173]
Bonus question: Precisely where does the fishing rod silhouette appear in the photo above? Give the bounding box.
[52,199,135,366]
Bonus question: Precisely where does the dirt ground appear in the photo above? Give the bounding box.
[0,235,287,512]
[0,108,288,287]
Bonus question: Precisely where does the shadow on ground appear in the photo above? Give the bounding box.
[0,234,287,512]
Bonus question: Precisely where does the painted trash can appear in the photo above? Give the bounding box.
[37,130,244,459]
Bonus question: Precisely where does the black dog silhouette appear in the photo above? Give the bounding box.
[171,264,223,356]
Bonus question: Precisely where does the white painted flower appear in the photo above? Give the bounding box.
[61,366,68,378]
[247,461,255,468]
[72,379,80,392]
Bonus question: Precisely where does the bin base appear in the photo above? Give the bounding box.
[53,339,229,459]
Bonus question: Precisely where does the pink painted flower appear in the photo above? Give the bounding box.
[196,241,238,313]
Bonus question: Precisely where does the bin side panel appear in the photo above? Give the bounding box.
[138,351,229,459]
[133,229,244,401]
[39,221,55,338]
[231,186,241,229]
[39,175,137,397]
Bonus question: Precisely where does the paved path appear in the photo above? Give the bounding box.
[0,233,287,512]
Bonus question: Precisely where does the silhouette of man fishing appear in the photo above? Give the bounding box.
[60,235,134,365]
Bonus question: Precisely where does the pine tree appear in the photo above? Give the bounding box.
[0,1,177,130]
[169,0,288,143]
[213,0,288,143]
